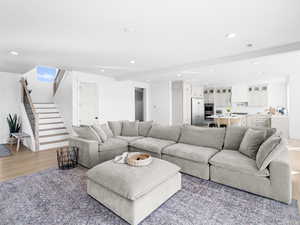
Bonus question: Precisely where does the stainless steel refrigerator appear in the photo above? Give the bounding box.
[191,98,205,126]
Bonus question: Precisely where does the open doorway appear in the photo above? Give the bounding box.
[135,87,145,121]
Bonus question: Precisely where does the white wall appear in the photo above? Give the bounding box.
[150,81,172,125]
[289,74,300,139]
[53,71,74,133]
[0,72,21,144]
[55,71,150,129]
[23,68,54,103]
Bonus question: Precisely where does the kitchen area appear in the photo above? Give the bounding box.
[171,80,289,138]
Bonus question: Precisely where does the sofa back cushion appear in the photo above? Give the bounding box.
[138,121,153,136]
[108,121,123,136]
[224,127,247,150]
[239,128,266,159]
[179,126,225,150]
[256,133,286,171]
[73,126,102,143]
[92,124,108,142]
[148,124,181,142]
[122,121,139,136]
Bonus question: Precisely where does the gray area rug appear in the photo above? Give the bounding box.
[0,168,299,225]
[0,144,11,157]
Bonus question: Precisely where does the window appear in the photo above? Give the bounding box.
[36,66,58,82]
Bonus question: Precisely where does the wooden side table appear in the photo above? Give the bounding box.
[11,132,30,152]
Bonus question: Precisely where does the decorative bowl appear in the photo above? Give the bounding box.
[127,153,152,167]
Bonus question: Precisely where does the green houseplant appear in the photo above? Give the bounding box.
[6,113,21,144]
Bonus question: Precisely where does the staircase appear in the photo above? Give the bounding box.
[34,102,69,150]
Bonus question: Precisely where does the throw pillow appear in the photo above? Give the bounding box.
[108,121,122,136]
[122,121,139,136]
[138,121,153,136]
[100,124,114,138]
[256,133,285,171]
[73,126,102,143]
[92,124,108,142]
[223,127,247,150]
[239,128,266,159]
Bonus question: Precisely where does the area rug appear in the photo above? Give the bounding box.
[0,144,11,157]
[0,168,299,225]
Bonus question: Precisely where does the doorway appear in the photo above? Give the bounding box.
[135,87,145,121]
[79,82,99,125]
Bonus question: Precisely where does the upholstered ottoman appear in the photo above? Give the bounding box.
[87,158,181,225]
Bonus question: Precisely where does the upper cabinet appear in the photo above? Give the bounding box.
[248,85,268,107]
[191,85,203,98]
[232,84,248,102]
[204,87,231,107]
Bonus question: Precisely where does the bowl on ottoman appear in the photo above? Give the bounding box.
[87,157,181,225]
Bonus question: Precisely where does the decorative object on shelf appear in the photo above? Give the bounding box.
[6,113,21,145]
[127,152,152,167]
[57,146,79,169]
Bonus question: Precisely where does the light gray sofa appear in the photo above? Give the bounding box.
[69,121,291,204]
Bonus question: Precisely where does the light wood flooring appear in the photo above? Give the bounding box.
[0,141,300,213]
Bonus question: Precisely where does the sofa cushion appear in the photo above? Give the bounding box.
[116,136,144,143]
[130,137,175,155]
[239,128,266,159]
[99,138,128,152]
[138,121,153,136]
[148,124,181,142]
[224,127,247,150]
[256,134,286,171]
[122,121,139,136]
[100,124,114,138]
[162,143,218,164]
[73,126,101,143]
[108,121,123,136]
[87,157,180,200]
[92,124,108,142]
[209,150,269,177]
[179,126,225,150]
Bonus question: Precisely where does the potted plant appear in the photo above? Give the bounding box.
[6,114,21,144]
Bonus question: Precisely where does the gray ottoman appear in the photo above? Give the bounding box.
[87,158,181,225]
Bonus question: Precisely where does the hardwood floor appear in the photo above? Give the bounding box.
[0,141,300,213]
[0,145,57,182]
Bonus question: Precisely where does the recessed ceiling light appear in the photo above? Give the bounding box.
[100,69,105,72]
[130,60,135,64]
[9,51,19,56]
[177,74,182,77]
[146,79,150,82]
[225,33,236,39]
[252,61,260,65]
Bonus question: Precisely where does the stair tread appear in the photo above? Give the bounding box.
[40,139,69,145]
[35,107,57,109]
[39,133,69,138]
[39,117,62,119]
[38,112,59,114]
[39,122,64,125]
[39,127,66,131]
[33,102,54,104]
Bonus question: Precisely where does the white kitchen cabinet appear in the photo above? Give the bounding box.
[191,85,203,98]
[215,87,231,107]
[248,85,268,107]
[232,84,248,102]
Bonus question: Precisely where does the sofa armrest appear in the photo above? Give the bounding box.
[269,148,292,203]
[69,136,100,168]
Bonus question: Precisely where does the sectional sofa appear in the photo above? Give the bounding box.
[70,121,291,204]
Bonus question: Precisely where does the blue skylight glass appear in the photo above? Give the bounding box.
[36,66,58,82]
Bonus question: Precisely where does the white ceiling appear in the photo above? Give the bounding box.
[1,0,300,84]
